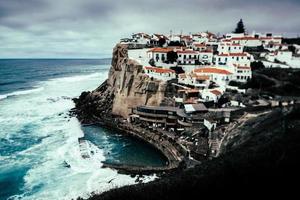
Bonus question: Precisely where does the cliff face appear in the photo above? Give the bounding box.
[74,44,169,122]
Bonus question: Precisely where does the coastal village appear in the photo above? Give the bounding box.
[75,20,300,172]
[117,25,300,161]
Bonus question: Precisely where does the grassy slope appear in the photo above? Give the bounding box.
[244,68,300,96]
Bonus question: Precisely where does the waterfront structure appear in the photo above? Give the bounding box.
[132,103,210,129]
[132,106,178,128]
[177,104,208,127]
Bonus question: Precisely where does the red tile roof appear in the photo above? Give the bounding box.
[191,74,210,80]
[144,66,175,74]
[194,43,206,47]
[219,53,248,57]
[210,90,222,96]
[147,47,173,53]
[176,50,198,54]
[199,50,213,53]
[233,64,251,70]
[231,37,259,41]
[194,67,232,75]
[153,34,169,40]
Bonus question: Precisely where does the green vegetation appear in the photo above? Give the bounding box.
[250,61,265,71]
[166,51,178,63]
[283,37,300,45]
[233,19,245,34]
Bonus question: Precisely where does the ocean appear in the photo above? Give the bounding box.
[0,59,167,200]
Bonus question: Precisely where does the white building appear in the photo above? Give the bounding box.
[178,73,209,88]
[218,42,244,54]
[132,33,151,45]
[230,36,262,47]
[276,50,293,63]
[214,52,253,67]
[232,64,252,82]
[177,50,199,65]
[193,67,233,86]
[147,48,173,63]
[192,43,207,51]
[201,88,223,103]
[266,50,293,63]
[198,50,213,65]
[144,66,176,81]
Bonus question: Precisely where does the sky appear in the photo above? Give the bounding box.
[0,0,300,58]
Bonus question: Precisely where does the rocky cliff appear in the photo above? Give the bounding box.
[74,44,173,123]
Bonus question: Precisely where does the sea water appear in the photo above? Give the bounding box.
[0,59,166,200]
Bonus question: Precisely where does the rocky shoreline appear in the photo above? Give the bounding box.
[72,44,188,173]
[70,108,187,174]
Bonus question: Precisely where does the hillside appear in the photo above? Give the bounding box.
[85,106,300,199]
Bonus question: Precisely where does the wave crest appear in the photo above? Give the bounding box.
[0,87,44,100]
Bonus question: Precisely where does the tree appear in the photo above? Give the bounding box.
[288,45,296,54]
[158,38,166,47]
[167,51,178,63]
[251,61,265,71]
[233,19,246,34]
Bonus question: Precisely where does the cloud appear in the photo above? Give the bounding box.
[0,0,300,58]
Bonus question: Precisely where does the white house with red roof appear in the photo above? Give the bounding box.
[200,88,224,103]
[198,50,213,65]
[193,67,233,86]
[253,33,282,46]
[225,33,262,47]
[230,36,262,47]
[192,43,207,51]
[147,47,173,63]
[233,64,252,82]
[176,49,199,65]
[178,73,210,88]
[218,42,244,54]
[149,34,169,46]
[144,66,176,81]
[132,33,151,45]
[214,52,253,68]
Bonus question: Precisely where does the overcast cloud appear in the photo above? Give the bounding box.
[0,0,300,58]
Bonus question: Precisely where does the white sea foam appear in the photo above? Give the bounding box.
[1,71,156,200]
[48,72,102,83]
[0,87,44,100]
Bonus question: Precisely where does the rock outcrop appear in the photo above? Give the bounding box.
[74,44,171,123]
